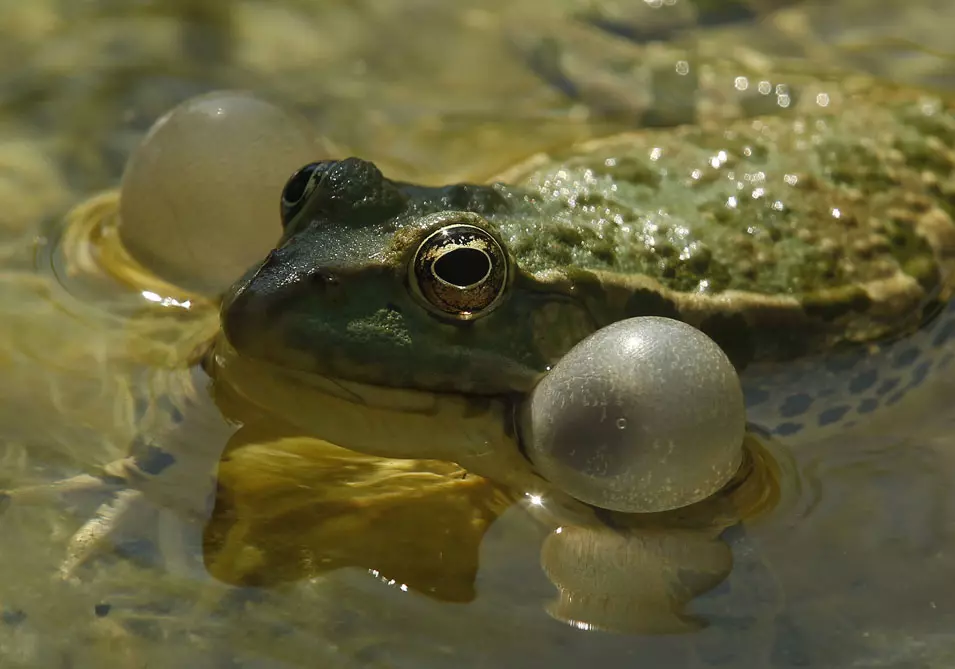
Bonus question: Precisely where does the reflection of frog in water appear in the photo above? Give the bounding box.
[202,426,786,634]
[5,8,955,636]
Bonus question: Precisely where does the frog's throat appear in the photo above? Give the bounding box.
[209,339,543,491]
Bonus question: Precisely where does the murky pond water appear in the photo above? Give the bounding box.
[1,1,955,667]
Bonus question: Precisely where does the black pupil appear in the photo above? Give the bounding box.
[433,247,491,288]
[283,164,317,204]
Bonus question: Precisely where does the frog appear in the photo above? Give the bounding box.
[5,20,955,610]
[194,73,955,626]
[217,80,955,458]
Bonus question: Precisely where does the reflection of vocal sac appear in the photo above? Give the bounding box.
[541,523,731,634]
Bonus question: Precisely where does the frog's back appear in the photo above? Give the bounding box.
[482,82,955,440]
[491,82,955,369]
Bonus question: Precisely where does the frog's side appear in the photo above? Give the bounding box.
[220,80,955,442]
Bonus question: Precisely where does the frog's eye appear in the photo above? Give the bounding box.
[280,161,328,225]
[411,223,509,320]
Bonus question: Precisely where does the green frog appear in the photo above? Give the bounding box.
[217,79,955,455]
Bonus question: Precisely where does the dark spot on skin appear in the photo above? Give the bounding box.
[857,398,879,414]
[774,422,804,436]
[824,353,862,374]
[892,348,921,368]
[886,390,907,406]
[848,369,879,394]
[908,361,932,389]
[818,405,851,426]
[744,387,771,407]
[779,393,813,418]
[698,312,756,370]
[0,492,9,513]
[2,609,26,627]
[135,445,176,476]
[843,420,857,429]
[939,352,955,369]
[876,378,900,396]
[94,603,112,618]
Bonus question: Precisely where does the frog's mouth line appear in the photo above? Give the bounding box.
[272,363,450,413]
[213,338,486,416]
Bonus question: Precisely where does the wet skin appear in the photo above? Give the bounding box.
[220,80,955,439]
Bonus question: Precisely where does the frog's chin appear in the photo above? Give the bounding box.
[207,335,540,490]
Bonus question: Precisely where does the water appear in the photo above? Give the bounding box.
[0,1,955,667]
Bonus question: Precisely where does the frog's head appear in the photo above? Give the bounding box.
[220,158,595,395]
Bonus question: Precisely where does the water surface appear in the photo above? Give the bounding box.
[1,1,954,667]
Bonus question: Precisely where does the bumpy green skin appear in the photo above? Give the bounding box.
[221,83,955,396]
[499,103,950,295]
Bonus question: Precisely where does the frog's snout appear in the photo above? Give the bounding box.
[218,253,289,358]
